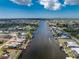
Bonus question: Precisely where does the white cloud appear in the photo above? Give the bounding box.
[39,0,62,10]
[10,0,32,6]
[64,0,79,5]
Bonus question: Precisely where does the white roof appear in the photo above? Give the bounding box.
[52,26,56,29]
[67,42,79,47]
[58,35,68,38]
[61,35,67,38]
[0,31,3,32]
[21,32,26,35]
[71,48,79,54]
[17,38,25,42]
[66,57,73,59]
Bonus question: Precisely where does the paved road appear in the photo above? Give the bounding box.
[19,21,66,59]
[0,37,15,49]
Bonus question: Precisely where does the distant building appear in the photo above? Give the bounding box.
[68,24,79,29]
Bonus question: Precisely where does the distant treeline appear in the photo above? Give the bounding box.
[0,18,79,21]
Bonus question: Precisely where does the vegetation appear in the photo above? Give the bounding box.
[26,32,32,39]
[0,23,38,31]
[0,49,4,56]
[56,23,68,28]
[58,39,76,58]
[63,29,79,39]
[0,41,4,44]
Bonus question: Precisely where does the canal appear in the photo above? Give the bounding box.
[19,21,66,59]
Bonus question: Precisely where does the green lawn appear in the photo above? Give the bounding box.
[0,49,4,56]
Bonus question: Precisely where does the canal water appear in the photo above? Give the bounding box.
[19,21,66,59]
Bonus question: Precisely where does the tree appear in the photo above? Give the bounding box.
[26,32,32,39]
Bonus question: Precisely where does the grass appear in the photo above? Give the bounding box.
[58,39,71,44]
[7,49,22,59]
[14,50,22,59]
[0,49,4,56]
[64,46,76,58]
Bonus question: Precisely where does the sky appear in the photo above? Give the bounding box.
[0,0,79,18]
